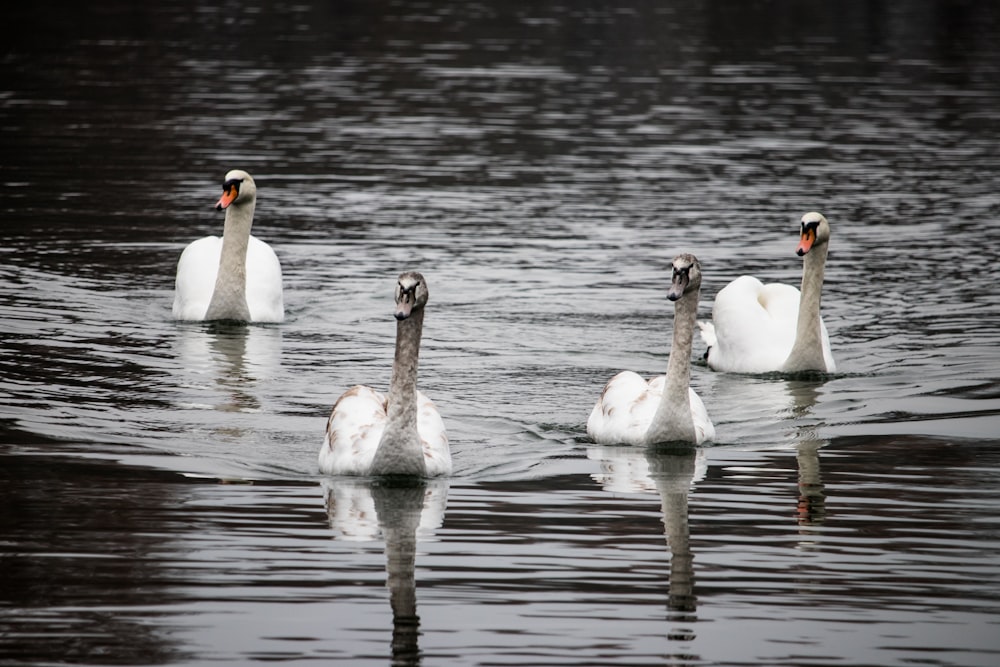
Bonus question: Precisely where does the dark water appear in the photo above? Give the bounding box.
[3,1,1000,665]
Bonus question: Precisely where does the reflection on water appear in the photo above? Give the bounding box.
[324,477,449,665]
[795,439,827,532]
[785,382,828,535]
[588,374,831,645]
[173,322,283,418]
[646,451,699,622]
[589,447,703,637]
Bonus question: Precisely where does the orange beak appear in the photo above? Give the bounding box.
[796,227,816,256]
[215,184,238,210]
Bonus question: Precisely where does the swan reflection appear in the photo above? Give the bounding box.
[781,380,829,534]
[173,322,282,419]
[795,438,827,532]
[699,372,829,534]
[322,477,448,665]
[588,445,704,628]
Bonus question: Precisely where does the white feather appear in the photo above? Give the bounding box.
[172,234,284,322]
[320,386,450,476]
[587,373,715,446]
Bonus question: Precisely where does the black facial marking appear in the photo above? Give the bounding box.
[399,281,418,299]
[222,178,243,194]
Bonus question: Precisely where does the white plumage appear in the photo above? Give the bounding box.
[172,169,284,323]
[587,372,714,446]
[699,211,835,374]
[320,385,450,477]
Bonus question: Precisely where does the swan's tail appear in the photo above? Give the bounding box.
[697,320,716,348]
[697,320,716,361]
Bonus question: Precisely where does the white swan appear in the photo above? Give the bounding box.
[698,212,835,374]
[587,254,715,446]
[319,272,451,477]
[172,169,284,323]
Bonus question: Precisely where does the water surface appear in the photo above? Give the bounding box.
[2,1,1000,665]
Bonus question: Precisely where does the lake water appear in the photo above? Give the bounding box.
[2,1,1000,665]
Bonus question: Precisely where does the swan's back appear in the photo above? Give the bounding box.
[686,385,715,444]
[172,234,283,322]
[321,385,387,476]
[172,236,222,321]
[319,385,450,476]
[587,372,714,446]
[587,371,662,446]
[416,394,451,475]
[704,275,800,373]
[244,237,284,322]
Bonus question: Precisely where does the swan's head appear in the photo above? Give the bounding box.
[796,212,830,256]
[215,169,256,211]
[666,253,701,302]
[395,271,429,320]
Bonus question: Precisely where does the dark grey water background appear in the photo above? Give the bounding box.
[2,1,1000,665]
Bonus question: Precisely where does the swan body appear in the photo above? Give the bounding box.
[172,170,284,323]
[588,254,715,446]
[699,212,835,374]
[320,272,451,477]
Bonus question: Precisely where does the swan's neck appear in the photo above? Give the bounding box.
[205,202,254,321]
[646,289,698,444]
[784,242,828,372]
[371,309,427,476]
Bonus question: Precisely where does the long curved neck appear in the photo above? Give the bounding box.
[205,202,254,321]
[646,289,698,444]
[371,309,427,476]
[784,242,828,372]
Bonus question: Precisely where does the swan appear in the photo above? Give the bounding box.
[587,254,715,446]
[698,211,835,374]
[319,272,451,477]
[172,169,284,323]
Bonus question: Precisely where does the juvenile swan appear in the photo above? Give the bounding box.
[319,272,451,477]
[587,254,715,446]
[698,212,835,373]
[172,169,284,323]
